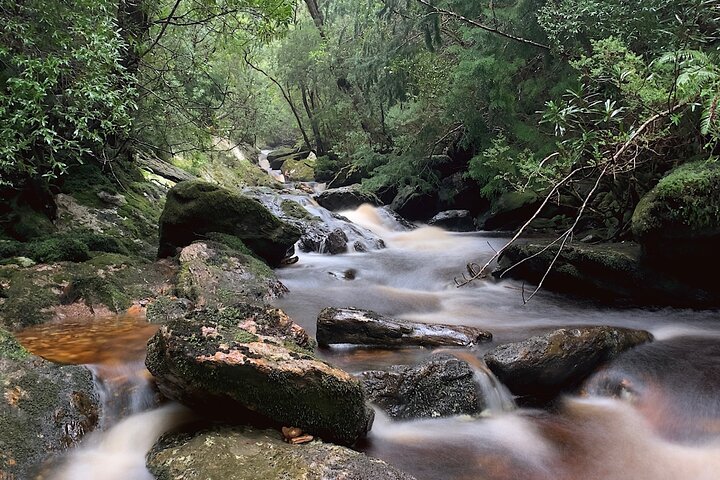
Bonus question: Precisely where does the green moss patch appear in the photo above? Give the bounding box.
[633,160,720,239]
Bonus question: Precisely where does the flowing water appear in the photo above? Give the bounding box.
[15,200,720,479]
[273,203,720,480]
[17,315,192,479]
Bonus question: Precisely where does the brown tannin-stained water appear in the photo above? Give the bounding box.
[14,204,720,480]
[17,314,191,479]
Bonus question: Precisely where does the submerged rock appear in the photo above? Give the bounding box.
[428,210,475,232]
[0,329,99,478]
[175,240,288,308]
[157,180,301,266]
[316,307,492,348]
[359,354,484,420]
[484,326,652,403]
[145,303,374,445]
[314,186,382,212]
[147,425,415,480]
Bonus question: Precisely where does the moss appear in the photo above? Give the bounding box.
[61,275,132,312]
[60,160,144,208]
[27,236,90,263]
[633,160,720,238]
[281,157,316,182]
[0,240,23,259]
[9,206,56,241]
[280,199,312,220]
[203,233,255,257]
[0,268,59,328]
[233,329,260,343]
[0,328,29,360]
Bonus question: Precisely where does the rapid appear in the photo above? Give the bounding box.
[16,199,720,480]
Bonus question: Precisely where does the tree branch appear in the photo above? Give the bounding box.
[413,0,550,50]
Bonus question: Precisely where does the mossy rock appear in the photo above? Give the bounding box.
[158,180,301,266]
[281,156,316,182]
[478,191,539,230]
[174,241,287,308]
[145,303,374,446]
[496,242,720,307]
[0,342,99,478]
[632,160,720,270]
[147,425,415,480]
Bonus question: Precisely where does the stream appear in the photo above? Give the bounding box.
[17,198,720,479]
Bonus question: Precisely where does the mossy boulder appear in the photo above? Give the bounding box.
[484,326,652,404]
[281,156,316,182]
[632,160,720,271]
[174,241,288,308]
[1,328,99,478]
[157,180,301,266]
[147,425,415,480]
[314,185,382,212]
[496,242,720,307]
[477,191,539,231]
[267,147,309,170]
[145,303,374,446]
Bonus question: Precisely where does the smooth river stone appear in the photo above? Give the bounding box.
[316,307,492,348]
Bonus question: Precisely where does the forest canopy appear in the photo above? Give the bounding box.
[1,0,719,244]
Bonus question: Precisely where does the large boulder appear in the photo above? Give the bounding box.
[157,180,301,266]
[0,329,99,478]
[359,354,485,420]
[496,242,720,307]
[477,191,539,231]
[145,303,374,445]
[317,307,492,348]
[281,156,316,182]
[632,160,720,273]
[174,240,288,308]
[428,210,475,232]
[267,147,310,170]
[147,425,415,480]
[314,186,382,212]
[484,326,652,403]
[390,187,439,222]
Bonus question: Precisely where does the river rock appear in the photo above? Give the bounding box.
[428,210,475,231]
[147,425,415,480]
[267,147,310,170]
[281,156,316,182]
[495,242,720,307]
[299,227,349,254]
[174,240,288,308]
[314,186,382,212]
[477,191,539,230]
[0,329,99,478]
[157,180,301,266]
[359,354,484,420]
[390,187,439,222]
[632,160,720,274]
[484,326,653,402]
[145,303,374,445]
[316,307,492,348]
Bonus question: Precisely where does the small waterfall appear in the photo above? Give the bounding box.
[471,363,516,413]
[440,350,515,414]
[87,360,157,428]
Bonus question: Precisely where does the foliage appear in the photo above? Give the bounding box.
[0,0,136,185]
